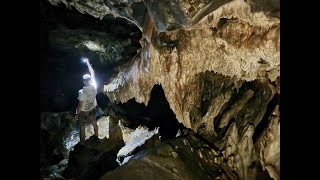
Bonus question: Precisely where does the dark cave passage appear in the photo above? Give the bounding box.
[252,92,280,143]
[118,85,182,142]
[40,0,142,112]
[147,85,182,141]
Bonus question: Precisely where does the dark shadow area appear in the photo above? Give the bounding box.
[252,93,280,143]
[147,85,182,141]
[117,85,182,142]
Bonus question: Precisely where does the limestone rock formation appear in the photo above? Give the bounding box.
[255,105,280,180]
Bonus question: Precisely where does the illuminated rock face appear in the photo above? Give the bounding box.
[103,0,279,125]
[47,0,279,179]
[85,116,110,140]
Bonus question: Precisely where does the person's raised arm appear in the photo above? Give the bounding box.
[84,58,95,81]
[84,58,97,89]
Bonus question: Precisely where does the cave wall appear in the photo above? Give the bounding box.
[104,0,279,129]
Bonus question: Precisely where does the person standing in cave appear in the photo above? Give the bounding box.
[75,58,99,145]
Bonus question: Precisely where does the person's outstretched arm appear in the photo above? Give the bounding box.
[84,58,97,89]
[84,58,95,80]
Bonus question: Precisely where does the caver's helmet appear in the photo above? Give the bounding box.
[82,74,92,86]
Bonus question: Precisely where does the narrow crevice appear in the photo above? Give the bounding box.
[252,93,280,143]
[217,18,228,28]
[146,85,182,142]
[200,79,214,117]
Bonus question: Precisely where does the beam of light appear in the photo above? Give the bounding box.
[84,41,106,52]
